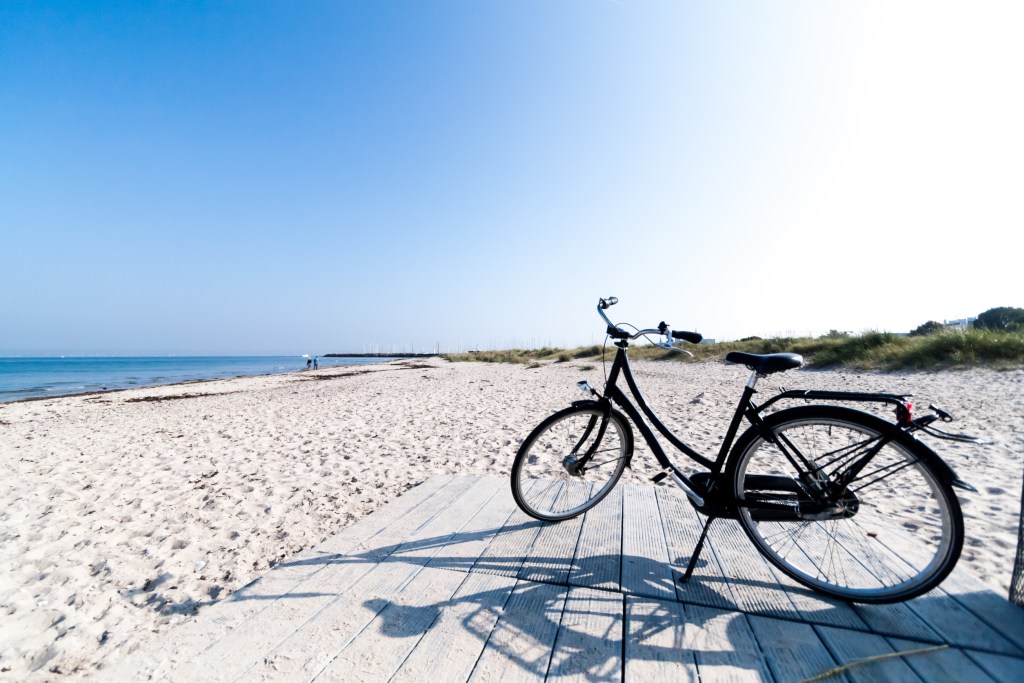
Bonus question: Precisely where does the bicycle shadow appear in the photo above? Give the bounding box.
[255,523,860,679]
[212,512,1024,681]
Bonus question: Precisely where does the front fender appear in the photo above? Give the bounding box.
[569,398,635,468]
[571,398,610,413]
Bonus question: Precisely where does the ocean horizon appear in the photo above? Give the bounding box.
[0,355,399,403]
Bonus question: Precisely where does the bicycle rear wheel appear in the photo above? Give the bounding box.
[511,405,632,522]
[728,405,963,603]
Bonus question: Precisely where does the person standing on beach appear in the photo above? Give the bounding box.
[306,357,312,370]
[313,356,318,370]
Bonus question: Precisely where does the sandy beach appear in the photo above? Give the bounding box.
[1,357,1021,680]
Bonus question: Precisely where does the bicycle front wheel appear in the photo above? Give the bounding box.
[511,405,632,522]
[728,405,963,603]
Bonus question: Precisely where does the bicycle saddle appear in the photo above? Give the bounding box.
[725,352,803,374]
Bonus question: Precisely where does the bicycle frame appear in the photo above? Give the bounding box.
[589,339,928,513]
[592,341,754,507]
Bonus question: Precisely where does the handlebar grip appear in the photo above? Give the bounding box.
[672,330,703,344]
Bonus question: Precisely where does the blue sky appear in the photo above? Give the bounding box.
[1,1,1021,355]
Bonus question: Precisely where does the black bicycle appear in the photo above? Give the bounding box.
[511,297,987,604]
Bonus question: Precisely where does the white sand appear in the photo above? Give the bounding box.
[0,358,1021,679]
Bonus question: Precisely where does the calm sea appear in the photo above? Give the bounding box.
[0,356,398,403]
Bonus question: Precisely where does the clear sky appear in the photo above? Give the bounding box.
[1,1,1021,355]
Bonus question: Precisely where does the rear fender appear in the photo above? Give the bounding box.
[906,436,978,492]
[728,405,976,493]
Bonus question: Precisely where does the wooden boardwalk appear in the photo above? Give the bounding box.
[104,475,1024,682]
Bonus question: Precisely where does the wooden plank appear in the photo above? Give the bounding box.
[686,603,773,682]
[468,579,569,682]
[384,477,505,568]
[815,624,923,682]
[868,520,1023,656]
[569,485,622,592]
[470,481,548,578]
[309,566,471,682]
[964,649,1024,683]
[251,560,430,681]
[425,477,526,575]
[390,572,518,683]
[704,519,801,619]
[698,488,933,636]
[656,486,735,610]
[475,475,565,581]
[940,567,1024,654]
[888,637,997,682]
[724,512,882,629]
[232,477,504,681]
[99,474,457,682]
[852,602,946,643]
[624,597,698,682]
[746,615,840,683]
[547,586,623,682]
[164,476,500,682]
[518,482,589,585]
[741,516,892,626]
[620,484,676,601]
[315,474,458,555]
[795,516,920,592]
[312,484,528,681]
[759,557,868,630]
[906,589,1022,655]
[793,516,996,644]
[773,517,918,630]
[167,559,412,682]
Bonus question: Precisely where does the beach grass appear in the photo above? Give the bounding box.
[444,328,1024,370]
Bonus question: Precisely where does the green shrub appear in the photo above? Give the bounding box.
[910,320,945,337]
[974,307,1024,331]
[572,345,604,359]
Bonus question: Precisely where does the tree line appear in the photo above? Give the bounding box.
[911,307,1024,336]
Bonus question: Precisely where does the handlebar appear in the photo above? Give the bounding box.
[596,296,702,346]
[672,330,703,344]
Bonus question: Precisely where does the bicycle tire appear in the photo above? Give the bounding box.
[727,405,964,603]
[511,404,632,522]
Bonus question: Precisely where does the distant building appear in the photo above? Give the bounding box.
[699,338,716,345]
[944,317,977,330]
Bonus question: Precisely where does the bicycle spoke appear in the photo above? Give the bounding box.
[845,516,918,584]
[849,458,918,493]
[816,436,881,473]
[734,409,961,602]
[513,407,629,521]
[584,456,626,469]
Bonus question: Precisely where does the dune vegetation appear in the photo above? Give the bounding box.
[445,328,1024,371]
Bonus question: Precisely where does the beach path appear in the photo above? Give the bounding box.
[98,474,1024,682]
